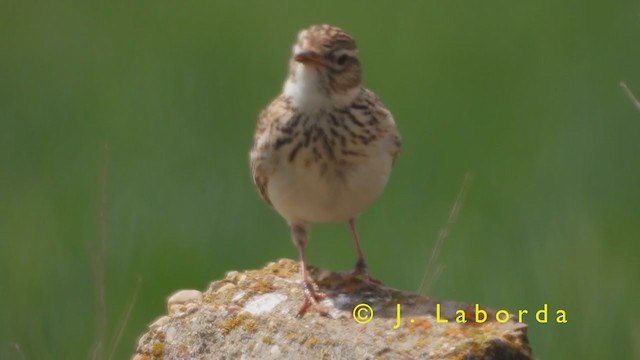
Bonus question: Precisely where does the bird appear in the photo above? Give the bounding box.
[249,24,402,316]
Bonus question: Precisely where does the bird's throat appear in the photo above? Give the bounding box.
[283,64,360,112]
[283,65,332,111]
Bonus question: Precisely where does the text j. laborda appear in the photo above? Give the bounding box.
[352,303,567,328]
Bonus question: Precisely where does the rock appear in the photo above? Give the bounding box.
[167,289,203,316]
[133,259,533,359]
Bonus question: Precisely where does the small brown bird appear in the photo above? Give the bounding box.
[250,25,401,315]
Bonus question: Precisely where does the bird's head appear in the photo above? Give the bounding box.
[284,25,362,109]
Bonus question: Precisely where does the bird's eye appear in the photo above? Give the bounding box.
[336,54,348,66]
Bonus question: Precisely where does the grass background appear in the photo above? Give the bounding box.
[1,1,639,359]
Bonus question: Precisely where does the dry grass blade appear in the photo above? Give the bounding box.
[108,276,143,360]
[620,81,640,112]
[14,343,25,360]
[418,172,473,295]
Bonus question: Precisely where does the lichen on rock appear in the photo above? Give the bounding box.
[133,259,533,359]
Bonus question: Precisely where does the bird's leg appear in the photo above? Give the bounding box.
[345,219,381,285]
[291,224,329,317]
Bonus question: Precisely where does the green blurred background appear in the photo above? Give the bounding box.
[1,0,639,358]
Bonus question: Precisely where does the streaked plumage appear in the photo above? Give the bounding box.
[250,24,401,316]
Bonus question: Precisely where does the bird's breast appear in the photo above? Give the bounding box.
[265,110,395,225]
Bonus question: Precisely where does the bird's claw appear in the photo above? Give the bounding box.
[297,281,331,317]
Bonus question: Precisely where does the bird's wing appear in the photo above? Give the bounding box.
[362,88,402,165]
[249,95,291,207]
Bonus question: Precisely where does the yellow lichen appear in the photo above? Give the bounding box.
[220,313,250,335]
[151,342,164,357]
[262,336,273,345]
[273,259,299,277]
[251,279,276,294]
[305,336,318,348]
[286,331,299,342]
[243,319,258,332]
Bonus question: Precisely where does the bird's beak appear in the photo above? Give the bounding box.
[294,51,326,67]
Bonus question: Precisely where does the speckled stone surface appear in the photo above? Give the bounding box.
[133,259,532,359]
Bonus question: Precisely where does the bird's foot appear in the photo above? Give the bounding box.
[297,281,331,318]
[344,262,382,286]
